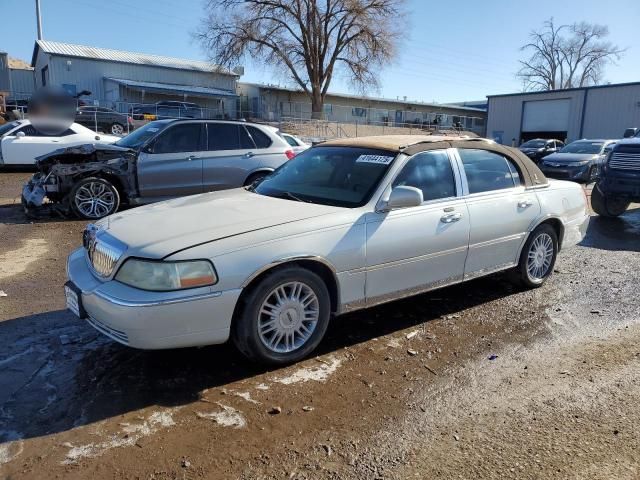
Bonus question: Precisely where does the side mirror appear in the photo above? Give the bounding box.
[385,186,424,210]
[142,141,154,154]
[95,135,100,141]
[16,131,25,138]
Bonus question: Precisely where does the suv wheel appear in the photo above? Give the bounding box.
[243,171,269,187]
[232,267,331,365]
[591,185,629,217]
[70,177,120,219]
[110,122,125,135]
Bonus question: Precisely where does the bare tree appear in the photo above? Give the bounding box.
[517,18,624,91]
[196,0,405,119]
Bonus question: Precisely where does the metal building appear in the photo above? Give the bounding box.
[486,82,640,146]
[0,53,35,99]
[30,40,239,117]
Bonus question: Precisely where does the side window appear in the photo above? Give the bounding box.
[153,124,202,154]
[245,126,272,148]
[239,126,255,149]
[392,150,456,202]
[283,135,298,147]
[459,149,519,194]
[207,123,241,150]
[17,125,43,137]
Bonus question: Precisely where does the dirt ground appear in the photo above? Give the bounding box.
[1,171,639,479]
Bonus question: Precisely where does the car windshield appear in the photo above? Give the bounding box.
[0,121,20,137]
[114,121,166,149]
[560,141,604,154]
[521,140,546,148]
[253,146,396,208]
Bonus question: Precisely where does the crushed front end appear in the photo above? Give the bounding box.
[22,144,137,218]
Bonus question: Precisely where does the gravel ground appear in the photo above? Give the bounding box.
[0,171,639,479]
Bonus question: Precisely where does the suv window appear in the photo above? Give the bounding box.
[283,135,299,147]
[153,124,202,153]
[246,126,272,148]
[207,123,241,150]
[392,150,456,201]
[459,149,519,194]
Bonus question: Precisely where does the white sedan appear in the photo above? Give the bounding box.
[0,120,119,166]
[65,135,589,364]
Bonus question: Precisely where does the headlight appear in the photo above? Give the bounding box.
[115,259,217,291]
[573,160,590,166]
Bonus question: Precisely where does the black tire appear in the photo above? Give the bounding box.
[69,177,120,220]
[587,165,598,183]
[511,223,558,288]
[232,267,331,365]
[591,185,629,217]
[243,171,270,187]
[110,122,125,135]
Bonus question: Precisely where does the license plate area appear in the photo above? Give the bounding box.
[65,281,87,319]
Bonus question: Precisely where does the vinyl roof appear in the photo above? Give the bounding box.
[319,135,476,151]
[32,40,236,75]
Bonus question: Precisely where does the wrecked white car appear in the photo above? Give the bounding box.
[22,118,294,219]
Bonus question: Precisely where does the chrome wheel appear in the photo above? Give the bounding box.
[527,233,554,281]
[74,181,116,218]
[111,123,124,135]
[257,281,320,354]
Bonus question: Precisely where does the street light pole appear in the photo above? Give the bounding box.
[35,0,43,40]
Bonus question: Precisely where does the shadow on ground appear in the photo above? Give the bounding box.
[581,207,640,252]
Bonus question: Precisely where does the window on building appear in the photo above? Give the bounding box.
[392,150,456,202]
[458,149,521,194]
[40,65,48,87]
[62,84,77,96]
[154,124,202,153]
[352,108,367,118]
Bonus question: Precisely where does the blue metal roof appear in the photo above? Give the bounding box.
[106,78,237,98]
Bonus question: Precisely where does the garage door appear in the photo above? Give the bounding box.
[522,99,570,132]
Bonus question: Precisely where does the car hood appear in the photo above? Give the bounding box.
[542,152,598,164]
[35,143,136,169]
[99,188,344,258]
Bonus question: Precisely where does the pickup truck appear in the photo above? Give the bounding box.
[591,135,640,217]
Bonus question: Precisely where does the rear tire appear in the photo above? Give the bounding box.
[110,122,125,135]
[511,224,558,288]
[70,177,120,220]
[232,267,331,365]
[591,185,629,217]
[243,171,269,187]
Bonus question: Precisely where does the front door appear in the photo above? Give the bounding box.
[137,122,204,198]
[457,148,541,277]
[365,149,470,303]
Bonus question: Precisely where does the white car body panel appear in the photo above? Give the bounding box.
[67,144,589,350]
[0,120,118,165]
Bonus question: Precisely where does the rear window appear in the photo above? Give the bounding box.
[207,123,240,150]
[246,126,272,148]
[459,149,519,194]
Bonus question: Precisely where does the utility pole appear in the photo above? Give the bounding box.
[35,0,43,40]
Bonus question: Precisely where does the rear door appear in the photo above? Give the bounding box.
[456,148,541,278]
[137,122,204,198]
[201,122,253,191]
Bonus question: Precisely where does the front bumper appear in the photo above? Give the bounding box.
[540,163,591,182]
[599,170,640,200]
[66,248,242,349]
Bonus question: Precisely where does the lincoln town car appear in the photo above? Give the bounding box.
[65,135,589,364]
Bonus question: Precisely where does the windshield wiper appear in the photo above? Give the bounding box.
[278,191,311,203]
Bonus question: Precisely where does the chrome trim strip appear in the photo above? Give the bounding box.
[468,233,525,250]
[91,289,222,308]
[463,262,517,281]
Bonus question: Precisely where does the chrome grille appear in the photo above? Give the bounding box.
[83,224,126,277]
[609,151,640,171]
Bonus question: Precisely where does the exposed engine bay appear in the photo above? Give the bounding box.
[22,144,137,217]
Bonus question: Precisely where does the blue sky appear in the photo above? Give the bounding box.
[3,0,639,103]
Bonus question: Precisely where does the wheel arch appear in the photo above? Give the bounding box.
[233,256,341,321]
[527,215,565,251]
[243,168,274,185]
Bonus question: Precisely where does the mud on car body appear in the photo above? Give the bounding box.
[22,119,294,219]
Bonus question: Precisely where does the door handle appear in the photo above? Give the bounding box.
[440,212,462,223]
[518,199,534,208]
[186,155,195,161]
[244,151,255,158]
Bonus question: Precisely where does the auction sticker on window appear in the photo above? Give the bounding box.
[355,154,395,165]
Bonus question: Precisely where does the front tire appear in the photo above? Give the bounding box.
[591,185,629,217]
[232,267,331,365]
[512,224,558,288]
[110,122,125,135]
[243,171,269,187]
[70,177,120,220]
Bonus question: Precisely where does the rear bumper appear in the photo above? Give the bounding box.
[562,213,590,249]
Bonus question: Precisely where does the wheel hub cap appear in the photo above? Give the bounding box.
[75,182,115,218]
[527,233,554,280]
[258,281,319,354]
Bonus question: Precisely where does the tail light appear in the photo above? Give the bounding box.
[127,116,133,124]
[285,149,296,160]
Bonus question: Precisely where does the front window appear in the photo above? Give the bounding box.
[254,146,396,207]
[560,141,605,154]
[521,140,546,148]
[0,121,20,137]
[114,121,167,149]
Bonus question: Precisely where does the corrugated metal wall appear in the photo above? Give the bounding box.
[9,69,35,95]
[581,84,640,139]
[38,55,236,101]
[487,90,585,145]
